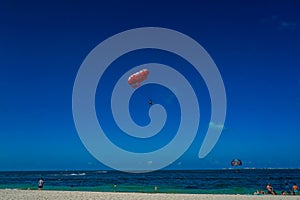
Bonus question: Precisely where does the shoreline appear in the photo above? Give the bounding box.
[0,189,299,200]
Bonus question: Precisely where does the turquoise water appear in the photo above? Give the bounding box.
[0,169,299,194]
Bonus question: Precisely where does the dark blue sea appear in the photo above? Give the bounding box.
[0,169,299,194]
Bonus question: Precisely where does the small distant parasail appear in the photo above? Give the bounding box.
[231,158,242,166]
[128,69,149,89]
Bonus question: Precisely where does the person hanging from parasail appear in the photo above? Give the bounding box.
[128,69,152,106]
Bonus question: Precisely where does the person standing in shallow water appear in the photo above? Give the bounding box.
[292,183,299,195]
[38,178,44,190]
[266,183,276,195]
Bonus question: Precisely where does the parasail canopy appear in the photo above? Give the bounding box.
[128,69,149,89]
[231,158,242,166]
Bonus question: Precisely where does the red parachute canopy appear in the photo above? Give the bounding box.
[128,69,149,89]
[231,159,242,166]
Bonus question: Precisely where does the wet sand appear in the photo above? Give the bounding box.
[0,189,299,200]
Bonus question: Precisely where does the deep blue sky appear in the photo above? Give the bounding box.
[0,0,299,171]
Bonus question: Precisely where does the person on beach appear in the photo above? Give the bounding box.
[292,183,299,195]
[38,178,44,190]
[284,182,290,194]
[281,190,287,195]
[254,190,265,195]
[266,183,276,195]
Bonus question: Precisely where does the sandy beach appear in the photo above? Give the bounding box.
[0,190,299,200]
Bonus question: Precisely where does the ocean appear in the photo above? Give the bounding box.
[0,169,299,195]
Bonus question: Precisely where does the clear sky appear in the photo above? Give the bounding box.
[0,0,299,171]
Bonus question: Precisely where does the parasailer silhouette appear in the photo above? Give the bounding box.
[149,100,153,106]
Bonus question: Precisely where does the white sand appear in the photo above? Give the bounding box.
[0,190,299,200]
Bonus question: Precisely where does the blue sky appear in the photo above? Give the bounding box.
[0,0,300,171]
